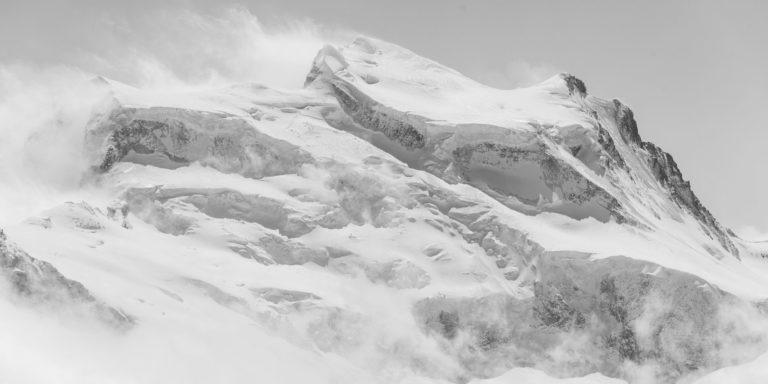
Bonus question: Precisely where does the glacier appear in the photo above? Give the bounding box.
[1,37,768,384]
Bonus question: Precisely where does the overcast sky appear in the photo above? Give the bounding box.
[2,0,766,237]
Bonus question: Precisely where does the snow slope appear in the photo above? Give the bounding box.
[1,37,767,384]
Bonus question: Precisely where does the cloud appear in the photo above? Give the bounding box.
[0,7,348,227]
[80,7,349,89]
[0,64,108,226]
[734,225,768,242]
[469,59,560,89]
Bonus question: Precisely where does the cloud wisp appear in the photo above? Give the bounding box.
[470,58,561,89]
[0,8,344,227]
[84,7,345,89]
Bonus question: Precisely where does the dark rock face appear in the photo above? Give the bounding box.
[413,252,768,383]
[613,100,642,146]
[639,143,738,256]
[588,97,738,257]
[594,121,627,169]
[98,118,191,171]
[643,142,738,256]
[89,107,312,178]
[330,83,426,150]
[562,73,588,97]
[0,234,133,329]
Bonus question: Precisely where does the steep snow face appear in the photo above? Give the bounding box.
[1,37,768,384]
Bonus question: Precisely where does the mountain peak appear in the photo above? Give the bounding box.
[561,73,588,96]
[305,38,739,259]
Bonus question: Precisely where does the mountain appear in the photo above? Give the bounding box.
[2,37,768,384]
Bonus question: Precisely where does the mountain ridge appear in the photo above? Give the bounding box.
[1,36,767,384]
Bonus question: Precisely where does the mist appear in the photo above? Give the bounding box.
[1,4,767,384]
[0,7,342,227]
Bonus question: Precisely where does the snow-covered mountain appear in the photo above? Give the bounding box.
[2,37,768,384]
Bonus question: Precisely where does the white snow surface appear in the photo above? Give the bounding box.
[1,37,767,384]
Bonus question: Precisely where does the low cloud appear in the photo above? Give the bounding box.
[735,225,768,242]
[0,65,106,226]
[83,7,347,89]
[470,59,560,89]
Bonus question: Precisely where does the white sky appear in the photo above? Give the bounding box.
[1,0,766,237]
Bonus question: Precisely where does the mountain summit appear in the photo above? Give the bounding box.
[306,37,738,257]
[2,37,768,384]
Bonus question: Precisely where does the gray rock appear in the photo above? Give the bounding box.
[0,234,133,329]
[88,106,313,179]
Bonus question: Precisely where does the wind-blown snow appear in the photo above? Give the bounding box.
[0,34,767,384]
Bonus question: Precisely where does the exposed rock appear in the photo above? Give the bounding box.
[251,287,320,304]
[533,281,586,330]
[88,106,313,178]
[413,252,768,382]
[640,141,738,256]
[0,234,133,329]
[612,99,642,145]
[330,82,427,150]
[562,73,587,97]
[594,121,627,169]
[569,94,739,257]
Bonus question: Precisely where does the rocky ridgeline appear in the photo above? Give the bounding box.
[414,252,768,383]
[88,106,312,178]
[606,98,738,256]
[0,230,133,328]
[307,42,739,258]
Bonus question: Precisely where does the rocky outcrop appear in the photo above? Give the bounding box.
[640,141,738,255]
[413,252,768,382]
[0,231,133,328]
[88,106,313,178]
[612,100,642,146]
[594,120,627,169]
[599,98,739,256]
[330,82,427,150]
[562,73,587,97]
